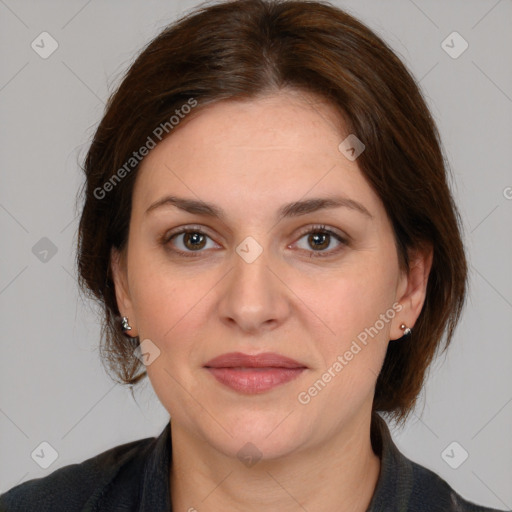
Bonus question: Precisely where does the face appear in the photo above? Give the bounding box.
[111,90,429,460]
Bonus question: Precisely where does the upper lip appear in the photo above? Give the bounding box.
[204,352,307,369]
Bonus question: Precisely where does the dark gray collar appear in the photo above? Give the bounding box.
[140,421,172,511]
[367,412,415,511]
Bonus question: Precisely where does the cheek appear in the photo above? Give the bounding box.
[267,260,397,425]
[303,256,398,404]
[315,258,398,346]
[130,262,200,341]
[128,258,208,401]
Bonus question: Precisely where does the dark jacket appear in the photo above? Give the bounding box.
[0,413,507,511]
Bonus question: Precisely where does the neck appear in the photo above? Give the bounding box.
[169,410,381,512]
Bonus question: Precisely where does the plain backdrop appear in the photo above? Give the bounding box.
[0,0,511,508]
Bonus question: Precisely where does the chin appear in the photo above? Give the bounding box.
[202,412,310,461]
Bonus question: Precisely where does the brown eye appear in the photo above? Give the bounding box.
[307,232,330,251]
[181,232,207,251]
[164,227,219,257]
[294,225,348,258]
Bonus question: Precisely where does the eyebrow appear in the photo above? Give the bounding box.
[144,194,373,221]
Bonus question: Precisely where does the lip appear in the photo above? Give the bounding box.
[204,351,307,369]
[204,352,308,394]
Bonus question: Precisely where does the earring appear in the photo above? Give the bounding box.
[400,323,412,336]
[121,316,132,332]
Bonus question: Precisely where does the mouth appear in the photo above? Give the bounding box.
[204,352,307,394]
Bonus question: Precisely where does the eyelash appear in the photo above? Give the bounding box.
[161,224,349,259]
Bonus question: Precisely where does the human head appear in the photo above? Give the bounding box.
[77,0,467,426]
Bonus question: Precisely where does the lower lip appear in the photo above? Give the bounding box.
[205,367,306,393]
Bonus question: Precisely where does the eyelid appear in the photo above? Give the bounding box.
[161,224,220,251]
[293,224,349,244]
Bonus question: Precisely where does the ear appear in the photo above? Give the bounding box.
[110,247,138,337]
[391,243,433,340]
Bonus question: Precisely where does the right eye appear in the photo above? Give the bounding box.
[163,227,220,257]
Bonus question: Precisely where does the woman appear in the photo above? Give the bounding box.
[0,0,507,510]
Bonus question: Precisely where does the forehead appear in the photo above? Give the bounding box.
[180,91,346,147]
[132,91,383,222]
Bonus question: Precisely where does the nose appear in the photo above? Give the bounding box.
[216,241,292,335]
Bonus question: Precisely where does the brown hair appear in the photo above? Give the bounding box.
[77,0,467,423]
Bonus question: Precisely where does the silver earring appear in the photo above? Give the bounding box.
[400,323,412,336]
[121,316,132,332]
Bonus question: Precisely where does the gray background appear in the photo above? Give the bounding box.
[1,0,511,508]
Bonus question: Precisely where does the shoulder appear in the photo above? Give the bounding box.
[0,435,155,512]
[369,413,509,512]
[407,458,508,512]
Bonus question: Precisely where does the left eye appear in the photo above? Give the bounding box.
[293,226,347,257]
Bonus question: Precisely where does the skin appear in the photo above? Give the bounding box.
[111,89,432,511]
